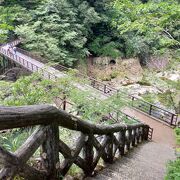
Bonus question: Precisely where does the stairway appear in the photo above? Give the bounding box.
[87,142,175,180]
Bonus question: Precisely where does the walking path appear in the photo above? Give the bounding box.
[87,109,176,180]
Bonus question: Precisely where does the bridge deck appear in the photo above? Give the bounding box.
[2,44,65,78]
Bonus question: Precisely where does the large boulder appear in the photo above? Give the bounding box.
[0,67,30,81]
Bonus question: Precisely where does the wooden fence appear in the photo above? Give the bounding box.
[0,105,150,179]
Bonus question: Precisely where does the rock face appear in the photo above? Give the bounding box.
[123,84,161,96]
[0,67,30,81]
[91,58,143,87]
[156,70,180,81]
[92,57,121,66]
[121,59,143,82]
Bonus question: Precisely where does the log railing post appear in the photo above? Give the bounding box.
[83,134,94,176]
[106,134,114,163]
[41,123,60,179]
[136,127,140,144]
[126,129,132,151]
[132,129,136,147]
[142,125,149,141]
[119,130,125,156]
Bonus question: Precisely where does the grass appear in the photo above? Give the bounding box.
[165,128,180,180]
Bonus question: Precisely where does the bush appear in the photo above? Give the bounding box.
[110,71,119,79]
[89,36,123,58]
[165,159,180,180]
[165,128,180,180]
[175,128,180,145]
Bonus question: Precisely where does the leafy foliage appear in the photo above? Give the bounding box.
[0,6,14,43]
[1,0,179,65]
[0,73,61,106]
[89,35,123,58]
[112,0,180,64]
[0,129,34,152]
[15,0,101,66]
[165,128,180,180]
[165,159,180,180]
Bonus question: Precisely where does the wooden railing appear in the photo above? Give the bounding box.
[132,96,178,126]
[0,105,151,179]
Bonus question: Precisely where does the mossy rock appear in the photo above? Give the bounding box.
[137,80,151,86]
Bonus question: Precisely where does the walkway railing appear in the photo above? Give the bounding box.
[0,105,150,179]
[131,96,178,126]
[55,96,137,122]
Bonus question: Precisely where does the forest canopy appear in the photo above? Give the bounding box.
[0,0,179,66]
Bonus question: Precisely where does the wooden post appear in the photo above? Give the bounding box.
[132,129,136,147]
[62,94,66,111]
[170,114,174,126]
[41,123,60,179]
[104,85,107,94]
[149,105,152,115]
[83,134,94,176]
[126,129,132,151]
[119,130,125,156]
[105,134,114,163]
[142,125,149,141]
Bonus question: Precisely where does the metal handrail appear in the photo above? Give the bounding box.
[132,96,177,116]
[132,96,178,126]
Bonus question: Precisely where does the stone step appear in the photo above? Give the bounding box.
[87,142,175,180]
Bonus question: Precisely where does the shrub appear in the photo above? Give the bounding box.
[165,159,180,180]
[110,71,119,79]
[165,128,180,180]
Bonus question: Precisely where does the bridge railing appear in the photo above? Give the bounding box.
[16,47,48,64]
[0,47,58,81]
[10,47,118,96]
[55,64,118,96]
[131,96,178,126]
[0,105,150,179]
[0,39,21,48]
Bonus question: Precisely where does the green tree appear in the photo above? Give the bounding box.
[112,0,180,65]
[15,0,101,66]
